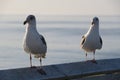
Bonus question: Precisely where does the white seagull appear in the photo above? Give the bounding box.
[23,15,47,74]
[80,17,102,63]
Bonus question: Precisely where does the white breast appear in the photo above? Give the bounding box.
[23,27,47,55]
[82,25,102,52]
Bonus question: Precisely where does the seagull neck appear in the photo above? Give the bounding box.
[26,24,37,31]
[88,24,99,35]
[92,24,99,30]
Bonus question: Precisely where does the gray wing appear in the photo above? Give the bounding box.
[81,35,86,45]
[40,35,47,46]
[99,36,103,45]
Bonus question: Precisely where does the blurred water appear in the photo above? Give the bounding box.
[0,15,120,69]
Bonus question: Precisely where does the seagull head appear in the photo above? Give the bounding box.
[23,15,36,25]
[91,17,99,25]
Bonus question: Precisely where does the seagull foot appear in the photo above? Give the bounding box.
[91,59,97,64]
[85,60,89,63]
[37,68,47,75]
[30,66,37,68]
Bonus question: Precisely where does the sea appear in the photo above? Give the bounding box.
[0,15,120,70]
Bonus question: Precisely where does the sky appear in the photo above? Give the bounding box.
[0,0,120,15]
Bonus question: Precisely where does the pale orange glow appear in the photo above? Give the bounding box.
[0,0,120,15]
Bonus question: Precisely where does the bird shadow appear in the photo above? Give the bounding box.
[85,60,98,64]
[37,68,47,75]
[30,66,47,75]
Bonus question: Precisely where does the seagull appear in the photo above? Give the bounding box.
[23,15,47,74]
[80,17,102,63]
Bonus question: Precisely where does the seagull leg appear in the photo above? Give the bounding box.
[91,51,97,64]
[37,57,46,75]
[93,51,95,60]
[30,54,36,68]
[40,57,42,69]
[85,52,88,61]
[30,54,32,67]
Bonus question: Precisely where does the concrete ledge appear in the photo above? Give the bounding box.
[0,58,120,80]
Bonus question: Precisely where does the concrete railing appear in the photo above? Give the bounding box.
[0,58,120,80]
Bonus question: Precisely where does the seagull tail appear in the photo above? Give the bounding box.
[34,53,46,58]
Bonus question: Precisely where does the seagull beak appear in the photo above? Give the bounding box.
[23,20,27,25]
[91,21,94,25]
